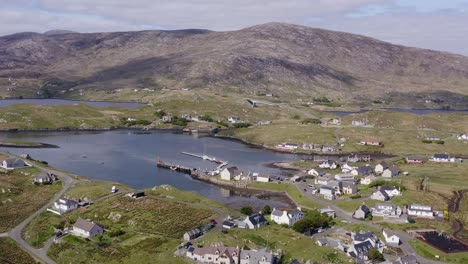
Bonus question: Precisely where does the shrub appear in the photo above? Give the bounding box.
[434,140,445,144]
[200,114,214,122]
[263,205,271,215]
[169,117,189,126]
[108,228,125,237]
[301,118,321,124]
[233,123,251,128]
[350,194,362,199]
[240,206,253,216]
[421,139,432,144]
[367,247,384,261]
[154,110,166,118]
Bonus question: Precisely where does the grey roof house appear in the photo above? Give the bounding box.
[353,204,371,219]
[244,213,268,229]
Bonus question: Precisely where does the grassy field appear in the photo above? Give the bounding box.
[409,239,468,264]
[49,233,189,264]
[64,180,131,201]
[335,199,377,213]
[391,190,449,210]
[22,211,65,248]
[0,140,42,146]
[0,237,36,264]
[198,224,350,263]
[0,168,62,232]
[248,182,322,209]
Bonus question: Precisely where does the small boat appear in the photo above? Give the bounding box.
[170,166,177,171]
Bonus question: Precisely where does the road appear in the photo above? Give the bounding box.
[6,161,77,264]
[295,182,445,264]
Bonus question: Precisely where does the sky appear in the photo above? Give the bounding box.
[1,0,468,55]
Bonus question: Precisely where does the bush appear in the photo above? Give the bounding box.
[367,247,384,261]
[108,228,125,237]
[292,210,332,233]
[263,205,271,215]
[233,123,251,128]
[434,140,445,144]
[154,110,166,118]
[169,117,189,127]
[350,194,362,199]
[280,223,290,228]
[301,118,321,124]
[240,206,253,216]
[421,139,432,144]
[200,114,214,122]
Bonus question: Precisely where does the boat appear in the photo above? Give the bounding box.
[170,166,177,171]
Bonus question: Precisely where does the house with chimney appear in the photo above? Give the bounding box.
[72,218,104,239]
[186,245,240,264]
[382,166,400,178]
[270,207,304,227]
[221,166,242,181]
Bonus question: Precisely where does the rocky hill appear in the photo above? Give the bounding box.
[1,22,467,106]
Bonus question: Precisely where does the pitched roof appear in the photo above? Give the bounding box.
[356,204,370,214]
[226,166,241,175]
[57,198,79,207]
[247,213,267,226]
[222,221,236,227]
[354,231,377,242]
[73,218,103,233]
[374,189,389,200]
[354,240,374,254]
[185,228,202,236]
[3,157,26,167]
[271,209,284,217]
[192,246,239,258]
[240,248,273,262]
[357,165,373,175]
[377,161,388,169]
[433,153,449,159]
[380,185,398,192]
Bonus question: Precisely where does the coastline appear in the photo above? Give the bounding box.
[0,142,59,149]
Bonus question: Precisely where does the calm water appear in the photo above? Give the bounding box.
[0,99,145,108]
[0,131,299,209]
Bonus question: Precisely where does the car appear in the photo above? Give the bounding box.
[303,188,307,192]
[302,179,307,182]
[210,219,217,225]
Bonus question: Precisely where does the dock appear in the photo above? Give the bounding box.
[181,151,228,170]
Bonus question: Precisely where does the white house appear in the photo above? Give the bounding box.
[318,208,336,218]
[72,218,104,238]
[220,167,242,181]
[373,203,402,217]
[383,229,400,246]
[308,168,326,177]
[33,172,57,184]
[371,186,401,201]
[380,186,402,197]
[458,134,468,140]
[240,248,274,264]
[186,245,240,264]
[270,207,304,226]
[256,175,270,183]
[315,175,334,185]
[342,182,358,194]
[407,204,435,218]
[341,163,356,173]
[375,162,389,174]
[320,186,336,200]
[352,120,368,127]
[275,143,299,151]
[319,160,338,169]
[430,153,461,163]
[351,165,374,176]
[371,189,390,201]
[53,198,79,214]
[334,173,355,181]
[228,117,242,124]
[360,139,382,146]
[1,158,29,170]
[382,166,400,178]
[244,213,268,229]
[183,228,203,241]
[360,175,377,185]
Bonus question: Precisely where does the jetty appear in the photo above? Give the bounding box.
[181,151,228,170]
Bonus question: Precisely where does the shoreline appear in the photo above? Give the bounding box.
[0,97,147,105]
[0,142,59,149]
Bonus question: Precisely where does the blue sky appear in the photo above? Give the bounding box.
[1,0,467,55]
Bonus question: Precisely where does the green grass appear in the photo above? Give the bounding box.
[67,194,216,238]
[22,211,65,248]
[49,233,189,264]
[65,180,131,201]
[248,182,322,209]
[199,224,350,263]
[0,168,62,232]
[391,190,448,210]
[0,140,42,146]
[146,184,228,212]
[335,199,377,213]
[0,237,36,264]
[409,239,468,264]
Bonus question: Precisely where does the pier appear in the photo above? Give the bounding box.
[180,151,228,170]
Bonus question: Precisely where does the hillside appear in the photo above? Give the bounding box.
[0,22,467,107]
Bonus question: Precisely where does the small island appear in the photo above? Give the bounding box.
[0,140,59,148]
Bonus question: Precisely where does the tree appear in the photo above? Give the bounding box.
[240,206,253,216]
[367,247,384,261]
[263,205,271,215]
[200,114,214,122]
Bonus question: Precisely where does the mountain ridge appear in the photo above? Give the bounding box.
[1,22,467,107]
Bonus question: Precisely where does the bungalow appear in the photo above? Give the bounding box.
[360,139,382,146]
[406,156,423,164]
[72,218,104,239]
[430,153,460,163]
[352,120,368,127]
[321,144,337,153]
[353,204,371,219]
[320,186,336,200]
[347,154,372,163]
[1,157,29,170]
[382,166,400,178]
[244,213,268,229]
[342,181,358,194]
[270,207,304,227]
[162,115,172,122]
[318,160,338,169]
[186,245,240,264]
[371,189,390,201]
[373,203,402,217]
[256,175,270,183]
[221,167,242,181]
[360,175,377,185]
[318,208,336,218]
[126,116,137,121]
[351,165,374,176]
[307,168,326,177]
[228,117,241,124]
[383,229,400,246]
[334,173,355,182]
[380,186,402,197]
[33,172,57,184]
[222,220,237,229]
[407,204,435,218]
[315,175,334,186]
[240,248,274,264]
[183,228,203,241]
[275,143,299,151]
[375,161,389,174]
[393,255,418,264]
[53,198,79,214]
[426,136,441,141]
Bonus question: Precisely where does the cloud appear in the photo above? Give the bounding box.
[0,0,467,55]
